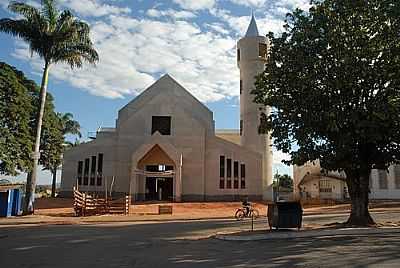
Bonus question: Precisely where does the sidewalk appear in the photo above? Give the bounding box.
[215,227,400,241]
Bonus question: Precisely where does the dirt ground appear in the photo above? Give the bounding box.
[33,198,400,218]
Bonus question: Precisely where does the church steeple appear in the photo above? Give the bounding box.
[245,12,260,37]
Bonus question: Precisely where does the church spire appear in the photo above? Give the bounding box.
[245,12,260,37]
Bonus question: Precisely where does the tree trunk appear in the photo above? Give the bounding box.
[51,167,57,198]
[23,62,50,215]
[345,168,375,226]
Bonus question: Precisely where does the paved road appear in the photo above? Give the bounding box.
[1,212,400,268]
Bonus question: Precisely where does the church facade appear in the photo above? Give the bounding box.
[60,16,274,202]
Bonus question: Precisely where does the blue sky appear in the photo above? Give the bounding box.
[0,0,311,184]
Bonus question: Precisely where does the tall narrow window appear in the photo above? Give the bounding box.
[237,48,240,61]
[90,156,96,186]
[395,165,400,189]
[240,80,243,95]
[219,156,225,178]
[83,158,90,185]
[240,120,243,136]
[77,161,83,185]
[227,159,232,178]
[378,170,388,189]
[152,116,171,135]
[97,153,103,186]
[240,164,246,189]
[233,161,239,189]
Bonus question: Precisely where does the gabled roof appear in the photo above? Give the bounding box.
[117,74,213,126]
[245,13,260,37]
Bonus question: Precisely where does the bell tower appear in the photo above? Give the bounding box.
[237,14,273,200]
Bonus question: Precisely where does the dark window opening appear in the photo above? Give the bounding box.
[241,179,246,189]
[90,156,96,186]
[219,156,225,178]
[240,80,243,94]
[83,158,90,185]
[227,159,232,178]
[152,116,171,135]
[146,165,174,172]
[234,179,239,189]
[97,153,103,175]
[219,179,225,189]
[237,48,240,61]
[234,161,239,178]
[96,176,102,186]
[259,43,268,58]
[240,120,243,136]
[77,161,83,185]
[227,179,232,189]
[240,164,246,178]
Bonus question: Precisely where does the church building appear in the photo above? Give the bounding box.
[60,15,273,202]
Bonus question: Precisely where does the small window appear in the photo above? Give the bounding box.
[240,120,243,136]
[237,48,240,61]
[259,43,268,58]
[241,179,246,189]
[219,156,225,178]
[234,161,239,178]
[227,159,232,178]
[152,116,171,135]
[240,164,246,189]
[97,153,103,175]
[240,80,243,94]
[227,179,232,189]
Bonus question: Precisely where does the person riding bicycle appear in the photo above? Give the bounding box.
[242,198,251,217]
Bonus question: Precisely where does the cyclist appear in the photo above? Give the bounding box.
[242,198,251,217]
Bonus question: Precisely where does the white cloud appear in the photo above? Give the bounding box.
[273,150,291,165]
[59,0,131,17]
[173,0,215,10]
[12,13,240,102]
[146,8,196,19]
[229,0,267,7]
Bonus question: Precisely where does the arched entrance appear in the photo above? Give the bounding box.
[131,141,182,202]
[138,145,175,201]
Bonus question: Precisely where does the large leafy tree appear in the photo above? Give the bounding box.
[0,0,98,214]
[254,0,400,226]
[0,62,34,175]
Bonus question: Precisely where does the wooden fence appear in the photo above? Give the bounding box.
[73,187,130,216]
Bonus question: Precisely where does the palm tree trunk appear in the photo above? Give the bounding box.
[51,167,57,198]
[23,61,50,215]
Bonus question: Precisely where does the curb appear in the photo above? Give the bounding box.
[214,227,400,241]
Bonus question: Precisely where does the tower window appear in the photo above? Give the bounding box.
[240,80,243,94]
[237,48,240,61]
[240,120,243,136]
[152,116,171,135]
[259,43,268,58]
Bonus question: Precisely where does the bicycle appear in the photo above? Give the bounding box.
[235,206,259,220]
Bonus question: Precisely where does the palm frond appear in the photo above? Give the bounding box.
[41,0,58,30]
[8,2,40,21]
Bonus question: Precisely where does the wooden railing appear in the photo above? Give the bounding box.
[73,187,130,216]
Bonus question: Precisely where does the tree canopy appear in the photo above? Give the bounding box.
[253,0,400,225]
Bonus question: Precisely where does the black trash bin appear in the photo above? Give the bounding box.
[267,201,303,230]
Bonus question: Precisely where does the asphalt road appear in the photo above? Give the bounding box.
[1,212,400,268]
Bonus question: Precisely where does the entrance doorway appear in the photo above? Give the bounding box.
[145,177,173,201]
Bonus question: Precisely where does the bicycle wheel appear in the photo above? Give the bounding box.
[235,209,245,220]
[250,208,259,219]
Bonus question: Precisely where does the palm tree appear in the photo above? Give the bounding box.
[0,0,99,214]
[49,112,81,197]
